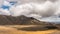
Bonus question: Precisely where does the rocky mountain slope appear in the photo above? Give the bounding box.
[0,15,60,29]
[0,15,53,25]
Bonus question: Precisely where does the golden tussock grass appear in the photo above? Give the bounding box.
[0,25,59,34]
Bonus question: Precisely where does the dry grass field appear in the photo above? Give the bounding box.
[0,25,60,34]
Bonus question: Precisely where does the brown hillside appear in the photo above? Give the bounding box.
[0,15,53,25]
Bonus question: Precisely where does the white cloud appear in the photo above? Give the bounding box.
[0,8,11,16]
[0,0,4,6]
[10,1,55,17]
[9,0,60,23]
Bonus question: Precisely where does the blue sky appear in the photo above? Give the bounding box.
[0,0,16,10]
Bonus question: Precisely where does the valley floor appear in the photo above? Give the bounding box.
[0,25,60,34]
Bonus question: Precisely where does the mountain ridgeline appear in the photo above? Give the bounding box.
[0,15,60,29]
[0,15,53,25]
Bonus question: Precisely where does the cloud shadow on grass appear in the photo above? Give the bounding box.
[16,26,58,31]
